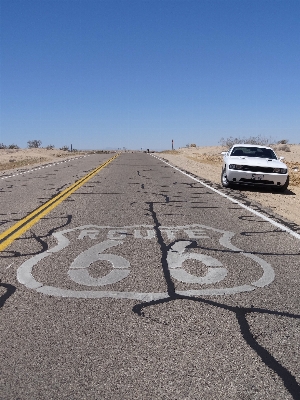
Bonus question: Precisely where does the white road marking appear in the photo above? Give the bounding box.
[68,240,130,286]
[167,241,227,284]
[17,224,276,299]
[134,230,156,240]
[0,156,87,180]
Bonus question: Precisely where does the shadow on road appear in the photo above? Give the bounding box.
[133,296,300,399]
[0,282,16,308]
[132,201,300,399]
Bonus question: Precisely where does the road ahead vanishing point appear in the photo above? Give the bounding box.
[1,152,299,399]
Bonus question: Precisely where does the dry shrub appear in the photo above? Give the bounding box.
[187,154,222,166]
[0,157,48,171]
[290,172,300,187]
[277,139,289,144]
[28,140,42,148]
[286,162,300,187]
[277,144,291,152]
[159,150,180,155]
[219,135,274,147]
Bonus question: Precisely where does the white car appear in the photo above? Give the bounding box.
[221,144,289,191]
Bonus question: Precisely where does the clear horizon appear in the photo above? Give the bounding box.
[1,0,299,150]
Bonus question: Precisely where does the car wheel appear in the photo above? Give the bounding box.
[278,176,289,192]
[221,168,232,188]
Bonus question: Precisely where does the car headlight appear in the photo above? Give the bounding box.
[229,164,243,170]
[273,168,287,174]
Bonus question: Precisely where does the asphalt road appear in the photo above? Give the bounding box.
[1,152,299,399]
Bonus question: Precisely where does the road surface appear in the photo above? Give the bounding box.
[1,152,299,399]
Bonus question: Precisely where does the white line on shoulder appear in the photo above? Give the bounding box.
[152,155,300,241]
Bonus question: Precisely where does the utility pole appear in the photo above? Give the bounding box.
[172,139,174,150]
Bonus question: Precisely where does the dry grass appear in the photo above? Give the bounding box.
[0,157,49,171]
[0,149,86,172]
[159,150,181,155]
[286,162,300,186]
[187,153,223,166]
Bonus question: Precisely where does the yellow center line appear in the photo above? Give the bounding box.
[0,154,119,252]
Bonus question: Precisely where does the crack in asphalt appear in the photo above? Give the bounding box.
[0,215,73,258]
[133,200,300,400]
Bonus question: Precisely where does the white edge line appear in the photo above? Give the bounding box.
[0,155,89,180]
[152,155,300,241]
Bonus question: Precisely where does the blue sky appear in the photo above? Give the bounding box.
[1,0,299,150]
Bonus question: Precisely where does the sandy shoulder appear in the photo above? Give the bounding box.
[0,148,89,173]
[155,145,300,227]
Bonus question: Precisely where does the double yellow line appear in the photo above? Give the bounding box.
[0,154,119,252]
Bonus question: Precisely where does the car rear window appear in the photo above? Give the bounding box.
[230,147,277,159]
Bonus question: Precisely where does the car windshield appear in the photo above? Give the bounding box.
[230,146,277,159]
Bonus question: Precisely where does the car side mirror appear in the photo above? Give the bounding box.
[279,156,285,160]
[221,151,227,155]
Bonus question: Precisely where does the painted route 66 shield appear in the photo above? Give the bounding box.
[17,224,275,300]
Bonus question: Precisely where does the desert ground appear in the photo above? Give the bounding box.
[156,144,300,228]
[0,148,90,172]
[1,145,299,228]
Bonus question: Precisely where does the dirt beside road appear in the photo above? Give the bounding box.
[156,145,300,227]
[0,148,89,172]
